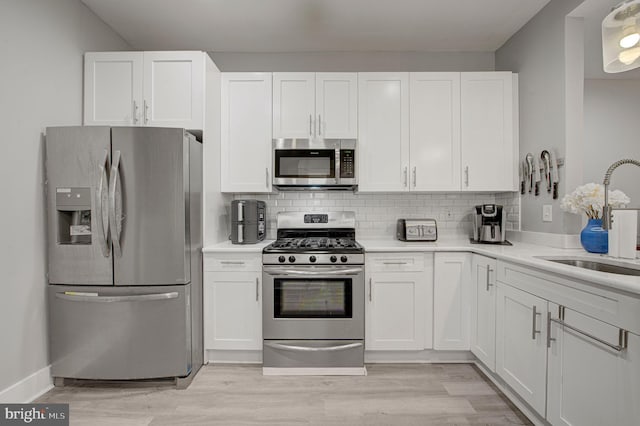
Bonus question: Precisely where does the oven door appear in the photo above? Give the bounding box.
[272,139,339,186]
[262,265,364,340]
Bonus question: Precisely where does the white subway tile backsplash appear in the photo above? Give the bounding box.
[233,191,520,238]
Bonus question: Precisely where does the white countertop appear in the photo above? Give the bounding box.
[360,237,640,296]
[203,237,640,296]
[203,240,274,253]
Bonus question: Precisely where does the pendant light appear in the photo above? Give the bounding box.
[603,0,640,72]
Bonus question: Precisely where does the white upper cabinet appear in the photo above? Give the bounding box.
[315,73,358,138]
[358,72,410,192]
[409,73,461,191]
[461,72,518,191]
[273,72,357,139]
[221,73,272,193]
[84,52,143,126]
[84,51,205,130]
[142,51,204,129]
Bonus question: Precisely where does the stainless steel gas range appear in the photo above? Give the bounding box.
[262,211,366,375]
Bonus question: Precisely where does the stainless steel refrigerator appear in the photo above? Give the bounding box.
[45,126,202,387]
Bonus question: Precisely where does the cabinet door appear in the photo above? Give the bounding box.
[315,73,358,138]
[204,271,262,350]
[433,252,471,350]
[470,254,497,371]
[461,72,516,191]
[221,73,272,193]
[409,73,461,191]
[273,73,315,138]
[365,270,428,351]
[547,304,640,426]
[84,52,143,126]
[143,51,204,130]
[358,73,410,192]
[496,283,547,415]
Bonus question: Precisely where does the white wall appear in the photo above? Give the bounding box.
[0,0,129,401]
[209,51,495,72]
[495,0,585,235]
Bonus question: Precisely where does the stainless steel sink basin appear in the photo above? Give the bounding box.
[536,256,640,276]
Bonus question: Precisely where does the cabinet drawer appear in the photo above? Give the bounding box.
[497,260,640,334]
[366,253,427,272]
[204,253,262,272]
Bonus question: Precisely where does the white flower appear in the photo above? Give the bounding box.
[560,183,630,219]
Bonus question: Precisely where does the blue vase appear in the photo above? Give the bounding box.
[580,218,608,253]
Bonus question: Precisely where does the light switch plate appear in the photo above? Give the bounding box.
[543,205,553,222]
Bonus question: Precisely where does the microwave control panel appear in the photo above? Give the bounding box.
[340,150,355,178]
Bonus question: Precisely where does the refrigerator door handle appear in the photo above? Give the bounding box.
[55,292,179,303]
[96,149,111,258]
[109,150,122,258]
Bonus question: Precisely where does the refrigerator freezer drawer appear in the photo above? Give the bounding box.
[49,284,191,380]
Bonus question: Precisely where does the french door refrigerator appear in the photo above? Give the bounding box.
[45,126,202,386]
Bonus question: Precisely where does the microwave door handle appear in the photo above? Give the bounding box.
[96,149,110,258]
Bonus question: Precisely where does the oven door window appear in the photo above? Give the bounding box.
[274,278,352,318]
[274,149,335,178]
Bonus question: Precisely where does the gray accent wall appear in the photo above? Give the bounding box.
[495,0,585,235]
[0,0,130,398]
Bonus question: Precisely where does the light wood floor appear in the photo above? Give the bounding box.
[37,364,532,425]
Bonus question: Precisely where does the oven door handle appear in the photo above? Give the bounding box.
[263,266,363,276]
[265,342,363,353]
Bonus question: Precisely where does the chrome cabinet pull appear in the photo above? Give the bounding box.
[369,278,372,301]
[465,166,469,187]
[220,261,245,265]
[133,100,139,124]
[403,167,408,187]
[383,261,408,265]
[549,305,629,352]
[532,306,541,340]
[265,168,269,188]
[143,100,149,124]
[546,311,556,348]
[96,149,110,258]
[318,114,322,135]
[412,167,417,187]
[256,277,259,302]
[309,115,313,136]
[486,267,493,291]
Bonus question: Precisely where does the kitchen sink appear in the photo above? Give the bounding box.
[536,256,640,276]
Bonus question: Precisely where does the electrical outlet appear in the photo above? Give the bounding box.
[543,205,553,222]
[446,210,454,220]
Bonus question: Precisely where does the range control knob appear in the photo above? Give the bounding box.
[309,255,317,263]
[330,255,337,263]
[340,255,348,263]
[288,256,296,263]
[278,256,286,263]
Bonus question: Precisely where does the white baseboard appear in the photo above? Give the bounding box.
[206,349,262,364]
[0,365,53,403]
[507,230,581,249]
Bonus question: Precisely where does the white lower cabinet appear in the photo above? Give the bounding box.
[204,253,262,351]
[547,303,640,426]
[365,253,433,351]
[433,252,471,350]
[470,254,497,371]
[495,283,548,415]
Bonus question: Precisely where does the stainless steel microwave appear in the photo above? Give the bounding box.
[272,139,357,190]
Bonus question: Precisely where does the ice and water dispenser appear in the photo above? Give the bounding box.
[56,187,92,244]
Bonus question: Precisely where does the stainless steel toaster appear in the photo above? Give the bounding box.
[396,219,437,241]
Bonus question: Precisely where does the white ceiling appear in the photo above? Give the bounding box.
[81,0,552,52]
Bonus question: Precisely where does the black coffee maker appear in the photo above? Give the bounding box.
[472,204,507,244]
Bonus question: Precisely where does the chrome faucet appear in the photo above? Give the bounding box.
[602,159,640,230]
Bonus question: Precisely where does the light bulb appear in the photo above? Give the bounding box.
[620,32,640,48]
[618,46,640,65]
